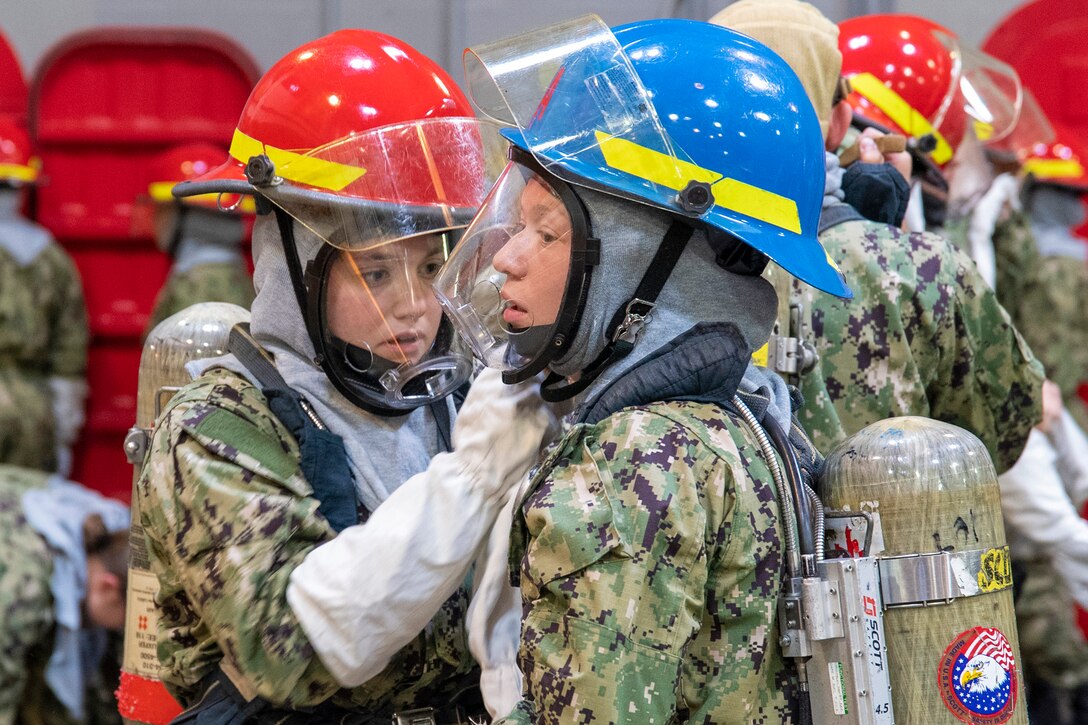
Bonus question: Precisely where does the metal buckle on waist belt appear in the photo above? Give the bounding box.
[878,545,1012,608]
[392,708,437,725]
[392,706,485,725]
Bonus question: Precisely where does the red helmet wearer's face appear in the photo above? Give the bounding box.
[170,29,504,414]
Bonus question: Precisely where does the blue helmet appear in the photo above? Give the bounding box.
[465,15,850,298]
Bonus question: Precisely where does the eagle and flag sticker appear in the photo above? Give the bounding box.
[938,627,1018,723]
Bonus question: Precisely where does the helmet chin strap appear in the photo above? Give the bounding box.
[540,219,694,402]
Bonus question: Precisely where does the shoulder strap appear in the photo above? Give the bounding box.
[227,323,360,532]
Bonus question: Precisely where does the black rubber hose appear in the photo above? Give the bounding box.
[763,414,815,559]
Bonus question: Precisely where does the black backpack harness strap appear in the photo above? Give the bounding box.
[228,323,359,533]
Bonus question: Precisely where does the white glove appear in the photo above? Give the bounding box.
[1049,410,1088,510]
[1000,429,1088,608]
[287,368,557,687]
[468,476,535,720]
[49,376,87,477]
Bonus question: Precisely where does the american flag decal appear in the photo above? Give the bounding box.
[963,627,1016,672]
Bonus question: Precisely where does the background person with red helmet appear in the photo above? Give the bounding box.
[997,130,1088,725]
[709,0,1044,477]
[141,142,255,333]
[134,30,555,721]
[0,115,88,476]
[837,13,1022,242]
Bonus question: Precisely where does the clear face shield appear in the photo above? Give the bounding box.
[987,88,1055,161]
[247,117,508,412]
[433,152,590,380]
[932,31,1022,150]
[462,14,694,215]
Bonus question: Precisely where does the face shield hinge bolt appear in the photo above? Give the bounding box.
[553,334,566,348]
[678,180,714,215]
[245,154,280,187]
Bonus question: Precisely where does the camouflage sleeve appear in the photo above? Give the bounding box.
[0,490,55,721]
[513,404,790,724]
[928,240,1045,473]
[43,245,88,379]
[1015,256,1088,402]
[139,380,343,706]
[992,210,1041,328]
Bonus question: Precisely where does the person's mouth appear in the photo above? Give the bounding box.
[501,297,532,328]
[385,331,425,355]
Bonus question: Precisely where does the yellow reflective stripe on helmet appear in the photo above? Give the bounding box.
[228,128,366,192]
[0,163,39,183]
[751,342,769,367]
[849,72,953,165]
[1023,158,1086,181]
[594,131,802,234]
[149,181,257,212]
[148,181,182,202]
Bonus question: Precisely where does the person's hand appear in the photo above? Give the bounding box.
[452,368,558,496]
[858,128,912,184]
[1038,379,1064,434]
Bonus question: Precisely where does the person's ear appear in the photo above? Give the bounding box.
[87,566,126,630]
[826,101,853,152]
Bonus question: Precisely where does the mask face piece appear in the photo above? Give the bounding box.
[434,154,591,379]
[246,117,508,413]
[307,232,474,412]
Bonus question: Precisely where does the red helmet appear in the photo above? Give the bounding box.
[1023,127,1088,193]
[147,142,253,212]
[176,29,478,206]
[0,116,39,185]
[173,30,505,415]
[839,14,1022,168]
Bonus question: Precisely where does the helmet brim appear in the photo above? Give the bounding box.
[173,157,253,198]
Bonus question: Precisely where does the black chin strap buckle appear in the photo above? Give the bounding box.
[612,298,656,345]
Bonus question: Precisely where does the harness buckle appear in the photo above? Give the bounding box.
[612,298,656,345]
[392,707,438,725]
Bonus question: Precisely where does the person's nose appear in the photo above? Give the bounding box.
[494,229,530,279]
[389,269,431,321]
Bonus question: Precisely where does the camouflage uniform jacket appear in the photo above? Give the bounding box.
[146,261,254,333]
[137,368,478,712]
[796,218,1044,472]
[499,400,794,725]
[948,209,1088,429]
[0,466,67,725]
[0,245,89,470]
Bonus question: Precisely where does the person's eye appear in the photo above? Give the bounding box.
[539,228,559,245]
[419,259,443,279]
[361,268,389,286]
